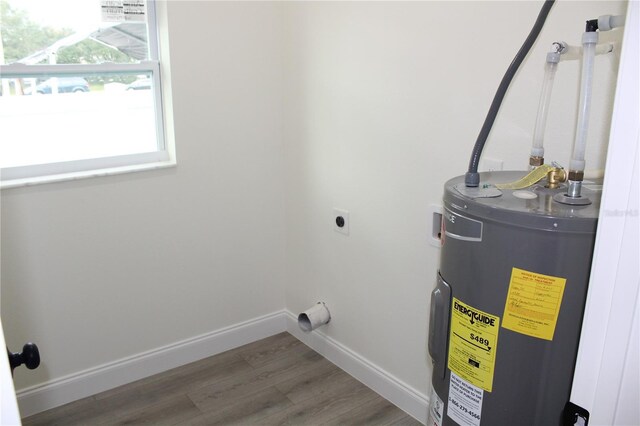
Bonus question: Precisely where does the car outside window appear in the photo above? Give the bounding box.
[0,0,171,187]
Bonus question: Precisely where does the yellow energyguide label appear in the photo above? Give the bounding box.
[448,298,500,392]
[502,267,566,340]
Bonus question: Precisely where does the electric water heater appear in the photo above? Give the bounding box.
[427,171,601,426]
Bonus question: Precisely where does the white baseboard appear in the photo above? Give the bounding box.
[285,311,429,424]
[17,309,429,424]
[17,310,287,418]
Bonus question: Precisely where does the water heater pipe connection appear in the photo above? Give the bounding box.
[553,16,624,206]
[464,0,555,187]
[546,165,567,189]
[567,30,598,199]
[529,40,614,169]
[530,47,561,166]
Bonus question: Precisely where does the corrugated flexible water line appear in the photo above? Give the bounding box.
[465,0,555,187]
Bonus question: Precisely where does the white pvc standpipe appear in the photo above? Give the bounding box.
[531,51,560,160]
[298,302,331,332]
[569,31,598,176]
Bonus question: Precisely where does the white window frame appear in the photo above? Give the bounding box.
[0,0,173,188]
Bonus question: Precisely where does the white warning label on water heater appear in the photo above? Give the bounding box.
[428,385,444,426]
[447,372,483,426]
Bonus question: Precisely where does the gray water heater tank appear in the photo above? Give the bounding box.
[428,171,601,426]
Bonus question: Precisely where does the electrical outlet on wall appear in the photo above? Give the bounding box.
[333,208,349,235]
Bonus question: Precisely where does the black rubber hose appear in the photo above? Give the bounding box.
[465,0,555,187]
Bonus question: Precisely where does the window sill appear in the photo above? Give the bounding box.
[1,159,176,190]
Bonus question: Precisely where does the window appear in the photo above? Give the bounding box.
[0,0,172,187]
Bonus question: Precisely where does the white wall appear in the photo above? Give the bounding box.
[1,1,286,391]
[0,0,628,416]
[282,0,626,396]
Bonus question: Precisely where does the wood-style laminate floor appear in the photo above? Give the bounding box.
[23,332,422,426]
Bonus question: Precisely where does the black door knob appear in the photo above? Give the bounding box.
[7,342,40,374]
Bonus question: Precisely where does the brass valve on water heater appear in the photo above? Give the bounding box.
[546,166,567,189]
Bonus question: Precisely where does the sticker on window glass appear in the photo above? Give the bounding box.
[101,0,146,22]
